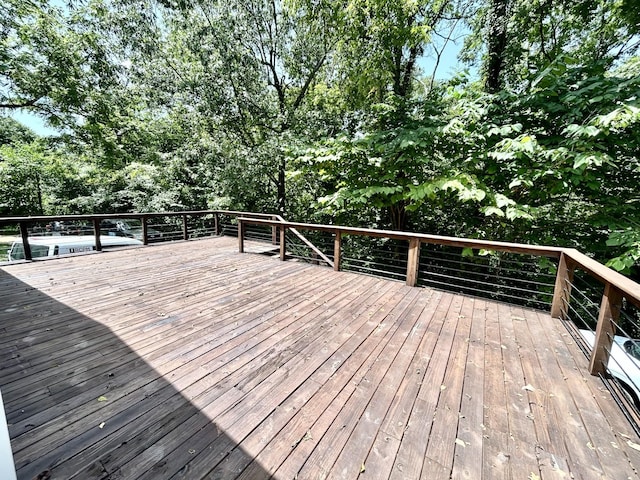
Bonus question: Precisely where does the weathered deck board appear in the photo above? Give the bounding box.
[1,236,639,480]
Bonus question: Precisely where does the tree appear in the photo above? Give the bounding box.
[333,0,472,106]
[147,0,340,214]
[298,0,476,230]
[463,0,640,91]
[484,0,509,92]
[0,0,123,126]
[0,141,50,215]
[0,117,36,146]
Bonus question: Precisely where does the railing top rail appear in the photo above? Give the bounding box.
[563,248,640,309]
[237,217,565,258]
[0,210,279,226]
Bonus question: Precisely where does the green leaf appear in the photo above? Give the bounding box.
[441,179,465,192]
[606,257,631,272]
[458,186,486,202]
[505,207,534,221]
[495,194,515,208]
[606,236,627,247]
[572,152,612,170]
[564,124,601,138]
[482,206,505,217]
[488,151,516,160]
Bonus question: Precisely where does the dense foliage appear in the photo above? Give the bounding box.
[1,0,639,277]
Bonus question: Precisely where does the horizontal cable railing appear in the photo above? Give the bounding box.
[418,244,556,310]
[340,236,409,281]
[562,269,640,432]
[283,230,333,267]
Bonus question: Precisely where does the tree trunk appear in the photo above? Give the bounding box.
[277,157,286,214]
[485,0,509,93]
[35,170,43,215]
[389,202,408,231]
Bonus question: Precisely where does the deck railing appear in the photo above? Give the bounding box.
[237,216,640,413]
[0,211,279,258]
[0,210,325,263]
[2,210,640,414]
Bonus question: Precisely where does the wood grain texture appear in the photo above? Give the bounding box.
[0,236,638,480]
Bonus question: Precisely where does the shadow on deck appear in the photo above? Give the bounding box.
[0,267,272,479]
[1,236,639,479]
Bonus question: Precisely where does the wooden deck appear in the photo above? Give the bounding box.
[1,236,639,480]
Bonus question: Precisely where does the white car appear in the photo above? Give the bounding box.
[7,235,143,261]
[580,329,640,408]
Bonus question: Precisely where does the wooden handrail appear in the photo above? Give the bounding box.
[237,216,565,291]
[562,249,640,309]
[0,210,327,267]
[561,249,639,376]
[236,217,639,306]
[236,217,564,258]
[0,210,275,255]
[0,209,276,226]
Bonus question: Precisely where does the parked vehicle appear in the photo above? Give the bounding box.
[580,329,640,408]
[7,235,143,261]
[104,219,163,241]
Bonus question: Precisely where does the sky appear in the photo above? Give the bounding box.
[11,111,60,137]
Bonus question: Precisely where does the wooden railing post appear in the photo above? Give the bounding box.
[182,214,188,241]
[589,284,623,375]
[272,222,278,245]
[406,238,421,287]
[279,226,286,261]
[141,216,149,246]
[550,253,574,319]
[214,212,220,236]
[92,219,102,252]
[238,219,245,253]
[334,231,341,271]
[19,222,32,261]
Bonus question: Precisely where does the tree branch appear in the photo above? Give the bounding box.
[0,97,41,109]
[292,51,328,110]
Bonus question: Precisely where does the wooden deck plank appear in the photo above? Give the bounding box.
[535,313,614,480]
[272,288,425,480]
[451,297,486,480]
[363,291,451,480]
[1,255,303,398]
[421,295,474,479]
[230,282,406,480]
[199,282,418,480]
[325,290,437,479]
[8,266,344,476]
[130,275,389,480]
[496,301,541,478]
[536,311,640,479]
[482,297,512,479]
[0,236,639,480]
[514,307,573,479]
[388,293,464,480]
